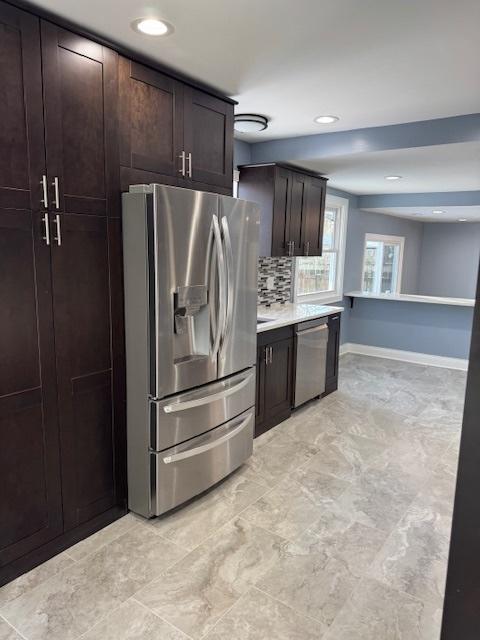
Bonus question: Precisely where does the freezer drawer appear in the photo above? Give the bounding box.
[150,407,254,515]
[150,367,255,451]
[294,323,329,408]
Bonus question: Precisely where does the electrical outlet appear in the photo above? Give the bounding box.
[266,276,275,290]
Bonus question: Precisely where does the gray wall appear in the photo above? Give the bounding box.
[418,223,480,298]
[344,207,424,295]
[234,139,252,168]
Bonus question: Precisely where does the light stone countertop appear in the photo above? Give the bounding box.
[345,291,475,307]
[257,302,343,333]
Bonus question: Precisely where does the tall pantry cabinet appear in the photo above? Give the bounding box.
[0,4,125,584]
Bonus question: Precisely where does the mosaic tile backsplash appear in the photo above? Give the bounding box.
[257,257,293,305]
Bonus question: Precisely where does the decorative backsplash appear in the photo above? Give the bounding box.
[257,257,293,305]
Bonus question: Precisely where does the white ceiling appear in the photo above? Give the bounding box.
[362,206,480,223]
[30,0,480,142]
[296,142,480,195]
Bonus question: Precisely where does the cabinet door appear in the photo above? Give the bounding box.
[264,338,294,420]
[0,210,63,567]
[289,172,308,256]
[0,3,45,211]
[255,346,266,434]
[50,215,125,530]
[183,87,233,190]
[271,167,292,256]
[41,23,120,217]
[119,57,184,186]
[325,314,341,394]
[301,177,326,256]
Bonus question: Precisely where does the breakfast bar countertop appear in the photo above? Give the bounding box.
[257,302,343,333]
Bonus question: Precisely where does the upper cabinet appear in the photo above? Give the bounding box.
[119,57,233,194]
[238,163,327,257]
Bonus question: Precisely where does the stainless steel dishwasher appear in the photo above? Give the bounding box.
[294,319,329,408]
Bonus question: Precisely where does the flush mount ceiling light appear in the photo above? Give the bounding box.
[385,175,402,181]
[131,18,174,36]
[458,218,467,222]
[314,115,339,124]
[234,114,269,133]
[432,210,445,214]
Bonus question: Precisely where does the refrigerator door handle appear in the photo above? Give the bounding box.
[221,216,234,347]
[211,214,226,360]
[162,413,252,464]
[161,371,254,413]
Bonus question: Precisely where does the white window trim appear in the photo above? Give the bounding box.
[361,233,405,295]
[293,194,349,304]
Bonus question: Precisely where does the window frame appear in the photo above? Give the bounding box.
[293,194,349,304]
[361,233,405,295]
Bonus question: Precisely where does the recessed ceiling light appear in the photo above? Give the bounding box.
[234,114,269,133]
[131,18,174,36]
[385,175,402,181]
[314,115,339,124]
[458,218,467,222]
[432,210,445,214]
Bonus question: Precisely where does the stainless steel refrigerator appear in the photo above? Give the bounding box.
[122,184,260,517]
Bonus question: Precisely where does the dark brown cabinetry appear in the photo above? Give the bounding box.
[325,313,341,394]
[119,58,233,194]
[255,314,340,437]
[238,163,327,257]
[255,327,294,437]
[0,3,125,586]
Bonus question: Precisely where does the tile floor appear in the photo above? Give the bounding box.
[0,354,466,640]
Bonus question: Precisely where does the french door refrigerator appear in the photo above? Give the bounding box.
[122,184,259,517]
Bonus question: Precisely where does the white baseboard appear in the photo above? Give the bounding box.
[340,342,468,371]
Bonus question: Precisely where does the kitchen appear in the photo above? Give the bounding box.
[1,1,479,639]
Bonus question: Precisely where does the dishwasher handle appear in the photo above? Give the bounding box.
[296,323,328,337]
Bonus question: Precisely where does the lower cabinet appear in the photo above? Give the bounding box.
[255,314,341,437]
[255,326,294,437]
[325,313,341,394]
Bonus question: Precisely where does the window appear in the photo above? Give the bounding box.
[294,194,349,303]
[362,233,404,294]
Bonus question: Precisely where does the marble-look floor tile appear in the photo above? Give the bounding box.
[204,587,326,640]
[0,618,23,640]
[0,551,74,608]
[82,599,189,639]
[301,432,386,482]
[1,526,185,640]
[67,513,138,561]
[323,578,442,640]
[241,473,347,540]
[335,463,417,532]
[135,518,286,639]
[281,412,335,445]
[370,496,451,603]
[149,472,267,551]
[240,431,318,487]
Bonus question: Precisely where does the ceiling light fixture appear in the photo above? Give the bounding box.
[314,115,339,124]
[432,210,445,214]
[385,175,402,181]
[458,218,467,222]
[131,18,174,36]
[234,114,269,133]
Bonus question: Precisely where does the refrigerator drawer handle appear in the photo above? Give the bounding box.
[162,414,252,464]
[296,324,328,337]
[162,373,253,413]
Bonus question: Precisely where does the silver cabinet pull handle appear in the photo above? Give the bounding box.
[264,347,268,365]
[161,372,253,413]
[53,214,62,246]
[162,413,252,464]
[52,177,60,209]
[305,241,310,256]
[178,151,186,176]
[42,213,50,245]
[40,175,48,208]
[187,152,192,178]
[287,241,292,256]
[269,346,273,364]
